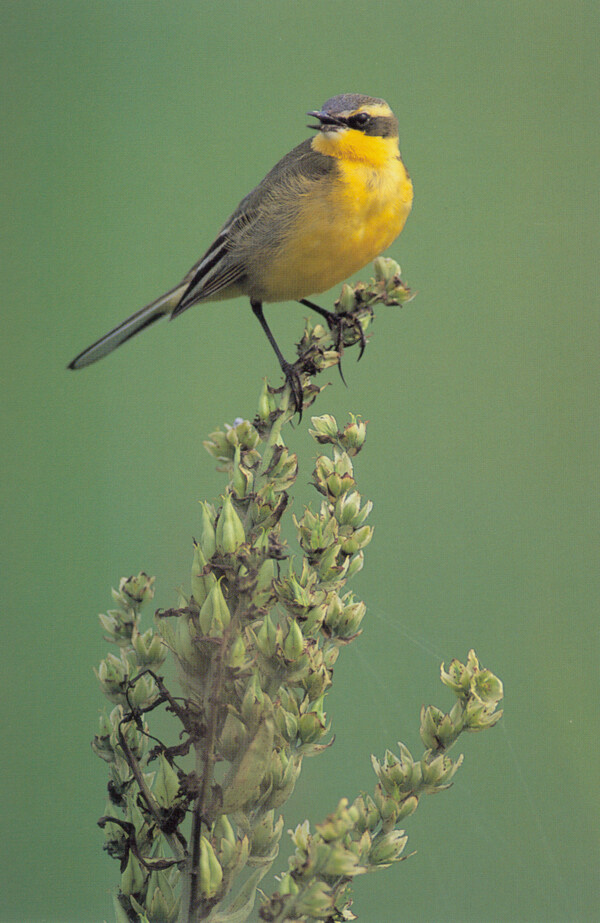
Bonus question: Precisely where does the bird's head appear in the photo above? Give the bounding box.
[307,94,399,141]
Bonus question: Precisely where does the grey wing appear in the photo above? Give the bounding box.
[172,139,334,314]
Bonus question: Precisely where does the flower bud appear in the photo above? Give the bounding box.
[312,455,337,497]
[120,851,145,897]
[250,810,284,858]
[118,572,155,607]
[219,712,247,762]
[153,753,180,809]
[253,558,276,608]
[315,798,360,842]
[419,704,459,750]
[95,652,128,702]
[314,544,341,581]
[335,491,362,525]
[213,813,235,845]
[191,541,217,608]
[145,869,180,923]
[471,667,504,707]
[369,829,408,865]
[340,598,366,637]
[240,672,264,725]
[256,616,278,658]
[371,743,419,796]
[232,418,261,451]
[92,712,115,764]
[463,698,503,731]
[340,524,373,555]
[197,502,217,559]
[257,379,274,421]
[112,711,146,761]
[296,880,335,918]
[314,843,363,877]
[216,493,246,554]
[373,255,401,285]
[264,752,302,810]
[308,414,339,444]
[222,717,275,813]
[396,794,419,819]
[278,872,300,897]
[99,609,135,646]
[274,705,298,742]
[283,620,304,662]
[101,816,127,860]
[127,670,159,708]
[199,835,223,899]
[232,446,253,499]
[199,580,231,637]
[322,644,339,670]
[339,414,367,456]
[420,752,463,791]
[204,428,234,462]
[372,783,401,827]
[227,633,247,669]
[297,708,326,745]
[131,627,166,667]
[265,445,298,491]
[303,662,331,699]
[346,551,364,579]
[173,611,197,663]
[337,282,357,314]
[440,657,472,697]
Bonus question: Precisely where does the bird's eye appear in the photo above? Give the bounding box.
[348,112,370,128]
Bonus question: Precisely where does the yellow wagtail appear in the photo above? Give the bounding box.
[68,94,413,410]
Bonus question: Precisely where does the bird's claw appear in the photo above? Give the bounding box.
[325,311,366,377]
[282,362,304,421]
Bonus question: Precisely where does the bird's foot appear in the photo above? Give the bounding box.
[330,309,367,361]
[281,361,304,421]
[298,299,367,385]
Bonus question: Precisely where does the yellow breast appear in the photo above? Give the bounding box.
[261,132,413,302]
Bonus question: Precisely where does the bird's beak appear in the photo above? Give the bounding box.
[306,110,346,131]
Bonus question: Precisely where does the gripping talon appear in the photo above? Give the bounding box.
[283,363,304,420]
[356,322,366,360]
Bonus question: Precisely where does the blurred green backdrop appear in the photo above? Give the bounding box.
[1,2,598,921]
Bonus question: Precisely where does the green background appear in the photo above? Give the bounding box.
[2,2,598,921]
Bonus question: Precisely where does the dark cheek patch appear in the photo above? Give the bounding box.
[366,116,398,138]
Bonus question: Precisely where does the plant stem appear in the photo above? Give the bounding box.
[186,633,227,921]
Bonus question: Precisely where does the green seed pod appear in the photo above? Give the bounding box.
[131,627,166,667]
[283,619,304,662]
[257,378,272,421]
[174,612,197,663]
[256,615,278,658]
[339,414,368,455]
[227,632,247,669]
[216,493,246,554]
[338,282,357,313]
[198,502,217,559]
[222,717,275,813]
[369,829,408,865]
[191,540,217,608]
[199,836,223,899]
[153,753,180,809]
[120,851,146,897]
[199,580,231,637]
[309,414,339,444]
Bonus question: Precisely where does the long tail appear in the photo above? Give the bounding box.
[67,283,188,370]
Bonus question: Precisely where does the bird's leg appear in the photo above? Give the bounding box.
[298,298,367,367]
[251,299,304,418]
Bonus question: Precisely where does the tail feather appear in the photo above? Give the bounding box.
[68,284,187,370]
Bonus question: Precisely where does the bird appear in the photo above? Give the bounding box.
[68,94,413,412]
